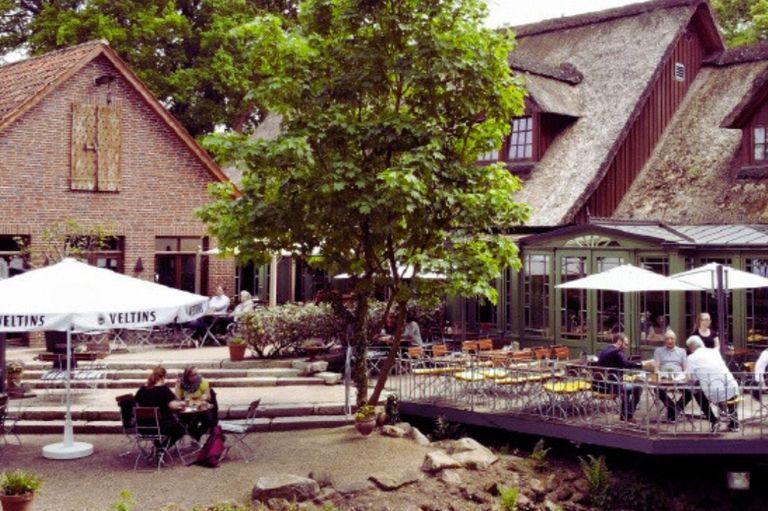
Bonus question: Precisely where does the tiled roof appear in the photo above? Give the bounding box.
[0,40,104,128]
[592,221,768,246]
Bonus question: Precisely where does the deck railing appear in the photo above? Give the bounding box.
[374,354,768,439]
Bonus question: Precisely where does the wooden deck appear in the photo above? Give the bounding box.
[383,359,768,455]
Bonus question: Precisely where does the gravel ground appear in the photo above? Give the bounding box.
[0,427,432,511]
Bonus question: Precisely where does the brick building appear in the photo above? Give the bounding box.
[0,41,235,309]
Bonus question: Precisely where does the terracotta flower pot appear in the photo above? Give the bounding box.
[228,343,246,362]
[354,418,377,436]
[0,492,35,511]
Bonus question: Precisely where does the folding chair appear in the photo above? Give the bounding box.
[133,406,176,470]
[0,401,21,448]
[115,393,136,457]
[430,344,449,358]
[220,399,261,463]
[477,339,494,352]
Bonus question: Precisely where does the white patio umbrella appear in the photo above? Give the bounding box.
[556,264,703,292]
[0,258,208,460]
[670,262,768,351]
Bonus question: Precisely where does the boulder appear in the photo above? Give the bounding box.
[252,474,320,503]
[422,451,462,472]
[451,447,498,470]
[381,424,409,437]
[369,470,422,491]
[393,422,413,434]
[440,437,486,454]
[407,426,431,446]
[316,371,341,384]
[439,469,463,486]
[292,360,328,375]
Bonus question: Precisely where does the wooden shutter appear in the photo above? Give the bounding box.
[97,105,121,191]
[71,103,97,190]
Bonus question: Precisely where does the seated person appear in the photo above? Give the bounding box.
[754,347,768,387]
[402,315,424,347]
[652,330,689,422]
[189,285,232,341]
[595,333,650,422]
[134,366,184,448]
[233,290,254,318]
[174,366,214,441]
[686,335,740,432]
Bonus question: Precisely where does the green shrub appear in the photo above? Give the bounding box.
[579,455,612,508]
[499,486,520,511]
[0,469,42,496]
[530,439,550,462]
[384,394,400,424]
[430,416,465,441]
[110,490,135,511]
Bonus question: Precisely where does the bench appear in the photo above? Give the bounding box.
[40,368,108,395]
[36,351,108,369]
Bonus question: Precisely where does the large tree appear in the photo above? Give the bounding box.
[199,0,529,405]
[0,0,298,135]
[713,0,767,46]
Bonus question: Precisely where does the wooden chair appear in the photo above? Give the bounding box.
[462,341,479,355]
[551,345,571,360]
[477,339,493,352]
[533,346,550,361]
[430,344,449,358]
[510,349,533,363]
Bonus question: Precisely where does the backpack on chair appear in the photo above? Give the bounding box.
[192,424,226,468]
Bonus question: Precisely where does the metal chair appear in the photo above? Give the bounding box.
[115,393,136,457]
[133,406,175,470]
[0,401,21,449]
[220,399,261,463]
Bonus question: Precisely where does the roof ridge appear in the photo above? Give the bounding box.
[0,39,107,71]
[512,0,702,38]
[706,41,768,66]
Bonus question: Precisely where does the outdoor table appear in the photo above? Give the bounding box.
[174,400,214,454]
[201,314,233,346]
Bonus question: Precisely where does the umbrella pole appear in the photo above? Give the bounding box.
[63,328,73,447]
[716,264,728,357]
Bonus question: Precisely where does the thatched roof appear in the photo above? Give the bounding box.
[524,74,582,118]
[511,1,698,225]
[614,58,768,223]
[223,112,283,188]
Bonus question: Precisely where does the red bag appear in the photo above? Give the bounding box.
[192,425,226,468]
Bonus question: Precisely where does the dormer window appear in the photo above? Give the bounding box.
[754,127,767,161]
[477,115,535,164]
[508,116,533,160]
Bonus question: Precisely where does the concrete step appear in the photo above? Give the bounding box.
[22,367,305,379]
[23,375,335,390]
[14,415,355,434]
[21,358,296,371]
[12,402,353,434]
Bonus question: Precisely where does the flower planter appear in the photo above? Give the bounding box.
[5,373,24,398]
[228,343,247,362]
[0,493,35,511]
[354,418,377,436]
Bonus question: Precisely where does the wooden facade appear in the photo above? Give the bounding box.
[575,21,708,222]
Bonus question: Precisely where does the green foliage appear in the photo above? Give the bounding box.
[499,486,520,511]
[110,490,136,511]
[430,416,465,441]
[384,394,400,424]
[0,469,42,496]
[712,0,768,46]
[0,0,299,136]
[199,0,529,405]
[238,302,344,358]
[354,404,376,421]
[5,360,23,375]
[579,455,612,508]
[530,438,550,462]
[15,219,116,268]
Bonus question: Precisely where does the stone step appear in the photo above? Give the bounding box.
[23,374,337,390]
[22,367,306,380]
[12,403,353,434]
[21,358,296,371]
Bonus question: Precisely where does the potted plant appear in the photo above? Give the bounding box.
[5,362,24,398]
[0,469,42,511]
[354,404,377,436]
[228,336,247,362]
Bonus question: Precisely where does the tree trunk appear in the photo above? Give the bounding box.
[351,294,370,406]
[368,301,407,406]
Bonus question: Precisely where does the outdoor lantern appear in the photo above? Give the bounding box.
[133,257,144,274]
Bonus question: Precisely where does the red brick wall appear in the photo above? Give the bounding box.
[0,55,235,297]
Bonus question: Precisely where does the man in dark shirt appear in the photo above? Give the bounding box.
[596,333,644,421]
